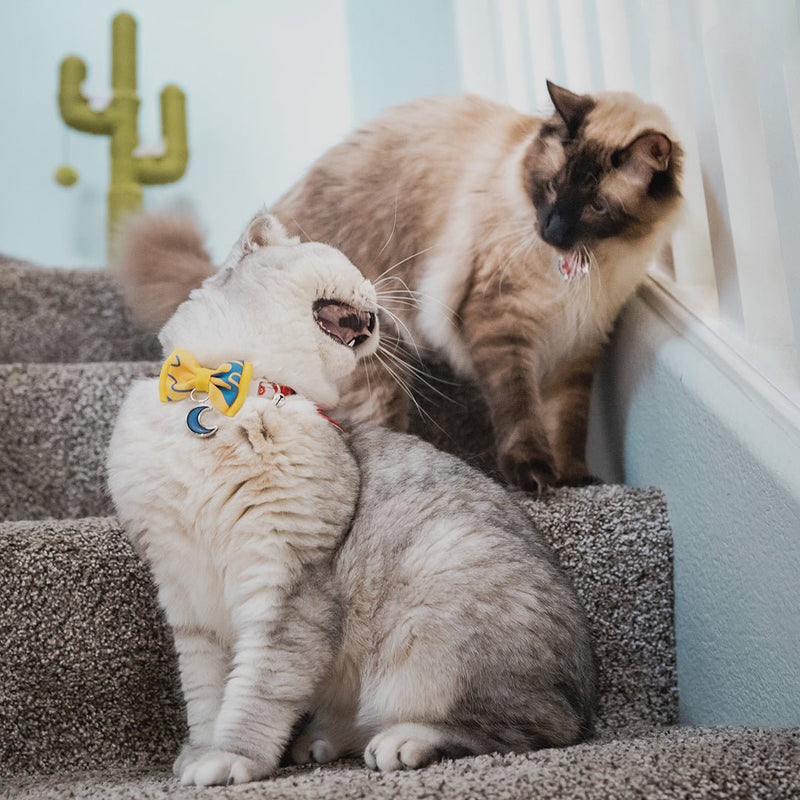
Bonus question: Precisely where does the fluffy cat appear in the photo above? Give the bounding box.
[107,212,595,786]
[118,82,683,493]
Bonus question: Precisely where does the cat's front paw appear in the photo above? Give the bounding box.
[553,472,603,488]
[290,733,339,765]
[173,742,210,777]
[179,748,271,786]
[499,447,558,494]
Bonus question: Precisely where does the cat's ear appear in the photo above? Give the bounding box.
[241,211,298,250]
[617,132,672,185]
[546,80,594,134]
[221,210,299,270]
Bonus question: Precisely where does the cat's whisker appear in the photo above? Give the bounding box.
[362,348,375,406]
[578,245,601,327]
[476,231,526,264]
[500,238,536,293]
[375,289,419,304]
[377,280,461,320]
[375,245,438,283]
[287,215,313,243]
[379,330,438,355]
[377,303,425,362]
[589,247,604,309]
[375,275,421,295]
[486,227,538,299]
[379,345,463,396]
[483,223,536,248]
[370,325,465,412]
[378,294,458,323]
[376,297,418,312]
[574,261,591,330]
[374,275,413,290]
[372,351,422,411]
[373,350,454,437]
[377,187,401,257]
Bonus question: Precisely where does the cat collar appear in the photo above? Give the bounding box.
[159,349,252,416]
[257,381,344,431]
[158,349,343,437]
[256,380,295,406]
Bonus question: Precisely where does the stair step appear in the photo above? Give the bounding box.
[1,486,676,777]
[0,361,158,520]
[0,259,678,784]
[0,258,159,363]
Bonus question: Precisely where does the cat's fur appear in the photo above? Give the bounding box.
[107,213,595,786]
[118,82,683,492]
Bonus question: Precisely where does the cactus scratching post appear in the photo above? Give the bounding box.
[57,12,188,258]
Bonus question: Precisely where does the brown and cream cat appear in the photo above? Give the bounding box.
[120,82,683,492]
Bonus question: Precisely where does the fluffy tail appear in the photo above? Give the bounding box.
[114,214,215,330]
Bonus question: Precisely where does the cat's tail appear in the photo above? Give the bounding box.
[114,213,215,330]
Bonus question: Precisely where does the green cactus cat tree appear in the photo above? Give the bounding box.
[56,11,188,253]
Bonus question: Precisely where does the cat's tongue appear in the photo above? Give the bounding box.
[313,301,375,348]
[557,254,589,281]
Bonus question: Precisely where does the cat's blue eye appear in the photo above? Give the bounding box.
[591,199,607,214]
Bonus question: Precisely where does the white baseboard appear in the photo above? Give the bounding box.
[640,276,800,448]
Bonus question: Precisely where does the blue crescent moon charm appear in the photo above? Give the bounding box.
[186,405,218,438]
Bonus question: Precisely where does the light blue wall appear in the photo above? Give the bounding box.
[588,293,800,726]
[0,0,461,268]
[0,0,356,267]
[344,0,459,124]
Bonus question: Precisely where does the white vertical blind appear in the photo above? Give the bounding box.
[523,0,560,109]
[554,0,595,92]
[497,0,531,111]
[454,0,507,101]
[704,0,793,346]
[454,0,800,396]
[594,0,635,93]
[647,2,715,289]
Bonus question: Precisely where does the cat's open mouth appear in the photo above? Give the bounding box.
[557,252,590,281]
[313,299,376,349]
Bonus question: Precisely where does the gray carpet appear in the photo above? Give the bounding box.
[6,728,799,800]
[1,255,797,799]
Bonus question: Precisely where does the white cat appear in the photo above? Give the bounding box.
[107,212,595,786]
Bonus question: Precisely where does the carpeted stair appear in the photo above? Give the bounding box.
[1,256,797,799]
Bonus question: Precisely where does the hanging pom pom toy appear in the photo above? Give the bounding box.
[54,165,78,186]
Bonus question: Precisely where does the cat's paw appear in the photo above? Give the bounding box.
[364,724,466,772]
[499,448,558,494]
[179,748,271,786]
[172,742,210,777]
[553,472,603,488]
[290,733,339,765]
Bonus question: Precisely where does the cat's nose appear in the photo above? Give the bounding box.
[543,210,575,250]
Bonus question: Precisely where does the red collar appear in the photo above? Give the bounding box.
[256,380,343,432]
[257,381,296,402]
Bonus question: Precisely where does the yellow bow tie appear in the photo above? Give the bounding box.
[158,349,253,417]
